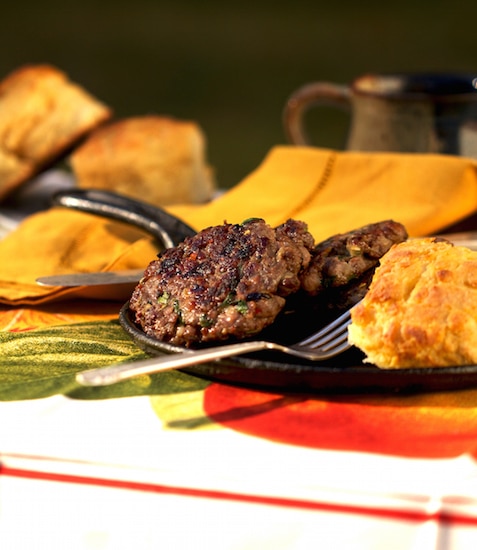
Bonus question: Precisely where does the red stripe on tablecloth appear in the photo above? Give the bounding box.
[1,463,477,527]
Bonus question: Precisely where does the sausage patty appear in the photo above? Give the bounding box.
[129,218,315,346]
[301,220,409,297]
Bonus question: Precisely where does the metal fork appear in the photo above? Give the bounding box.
[76,306,355,387]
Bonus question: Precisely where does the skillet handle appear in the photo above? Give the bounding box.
[52,189,196,248]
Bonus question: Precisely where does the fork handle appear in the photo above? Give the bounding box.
[76,341,275,386]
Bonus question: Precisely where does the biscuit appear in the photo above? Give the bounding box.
[348,238,477,368]
[70,115,216,206]
[0,64,112,199]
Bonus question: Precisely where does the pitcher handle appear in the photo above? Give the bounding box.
[283,82,351,145]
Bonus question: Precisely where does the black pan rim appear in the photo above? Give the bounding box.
[119,302,477,395]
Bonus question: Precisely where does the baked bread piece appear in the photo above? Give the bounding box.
[70,115,216,206]
[348,238,477,368]
[0,64,112,199]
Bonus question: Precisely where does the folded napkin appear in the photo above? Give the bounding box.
[1,145,477,305]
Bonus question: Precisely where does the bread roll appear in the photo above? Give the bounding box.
[70,115,216,206]
[348,238,477,368]
[0,64,112,199]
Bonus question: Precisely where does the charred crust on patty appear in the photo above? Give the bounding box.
[301,220,408,296]
[130,218,408,347]
[129,218,315,346]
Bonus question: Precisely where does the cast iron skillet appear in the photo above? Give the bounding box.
[53,189,197,247]
[54,189,477,394]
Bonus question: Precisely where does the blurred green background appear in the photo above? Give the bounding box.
[2,0,477,188]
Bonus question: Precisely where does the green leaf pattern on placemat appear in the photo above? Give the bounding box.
[0,320,210,402]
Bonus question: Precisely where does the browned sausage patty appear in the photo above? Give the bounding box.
[130,218,408,347]
[301,220,408,296]
[129,218,315,346]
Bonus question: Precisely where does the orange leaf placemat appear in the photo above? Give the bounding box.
[2,301,477,461]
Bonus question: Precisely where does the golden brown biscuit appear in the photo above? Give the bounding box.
[348,238,477,368]
[0,64,112,199]
[70,115,216,206]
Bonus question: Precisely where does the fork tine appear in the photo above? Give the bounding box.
[320,338,352,357]
[298,308,352,347]
[295,326,350,359]
[304,329,349,353]
[304,320,351,348]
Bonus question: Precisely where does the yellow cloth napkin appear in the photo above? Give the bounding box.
[1,145,477,305]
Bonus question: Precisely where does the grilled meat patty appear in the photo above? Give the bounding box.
[129,218,315,346]
[300,220,409,297]
[130,218,408,347]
